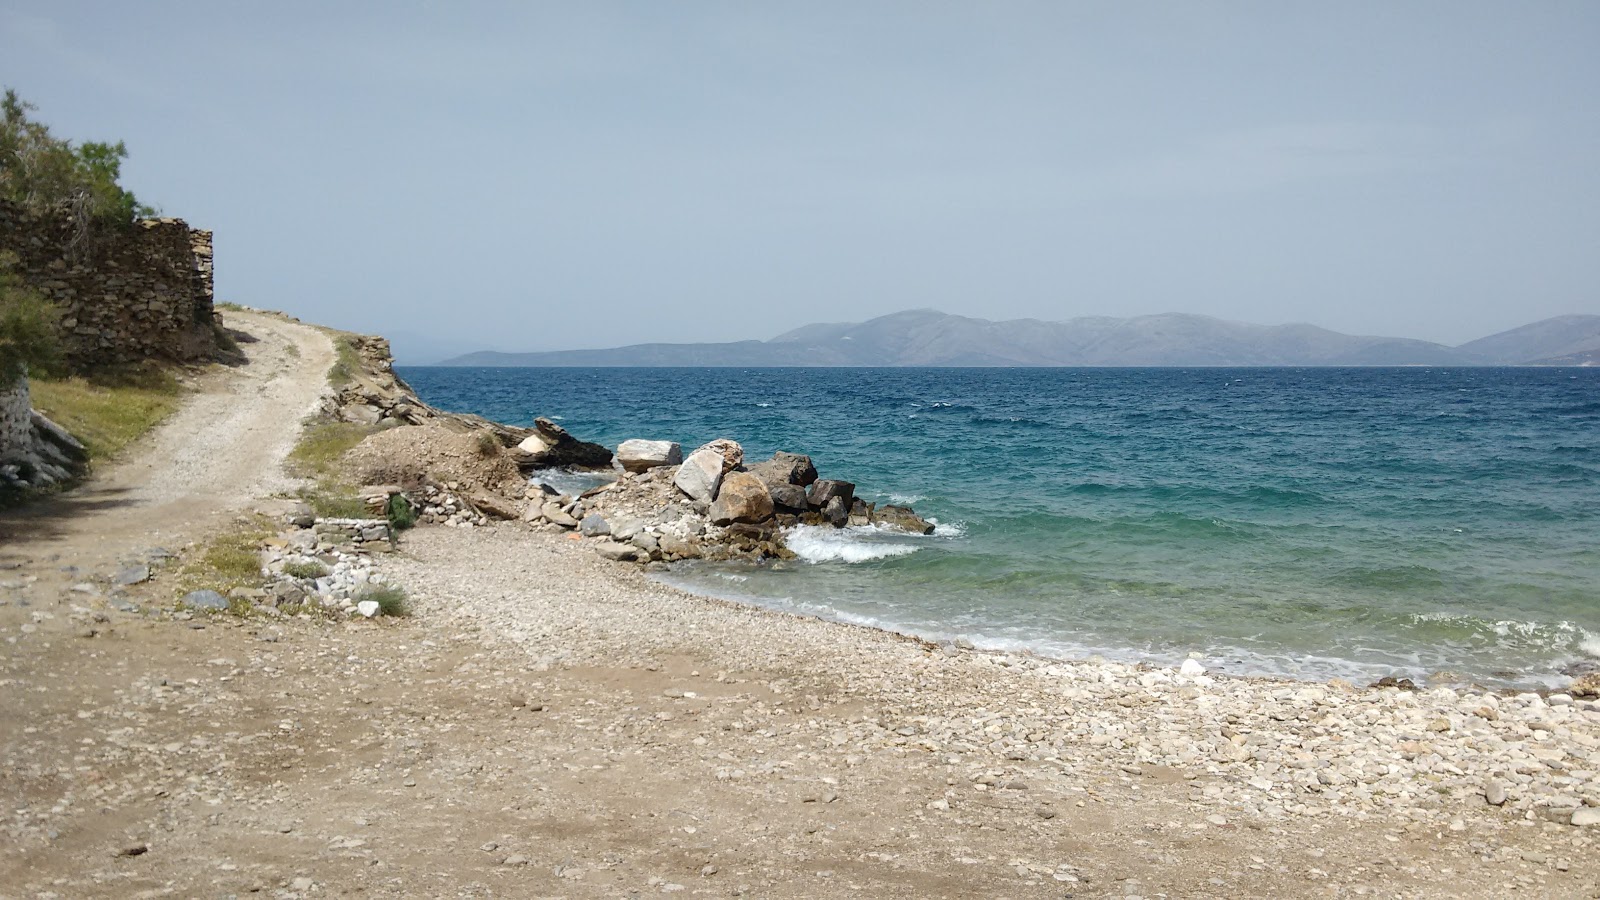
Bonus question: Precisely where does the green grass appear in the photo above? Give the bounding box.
[287,420,376,480]
[286,418,379,519]
[326,332,361,387]
[366,584,410,617]
[28,364,184,462]
[172,520,272,599]
[282,560,328,579]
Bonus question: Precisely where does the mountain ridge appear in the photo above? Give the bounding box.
[435,311,1600,368]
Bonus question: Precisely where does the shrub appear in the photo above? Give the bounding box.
[386,492,416,531]
[282,561,329,580]
[0,254,62,385]
[366,585,410,617]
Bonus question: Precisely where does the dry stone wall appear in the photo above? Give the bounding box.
[0,199,216,369]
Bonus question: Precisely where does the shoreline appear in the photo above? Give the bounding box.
[385,523,1600,832]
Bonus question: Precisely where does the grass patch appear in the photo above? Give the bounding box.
[282,560,328,579]
[327,332,361,387]
[172,518,273,598]
[288,420,376,481]
[286,418,379,519]
[366,584,410,617]
[28,364,184,462]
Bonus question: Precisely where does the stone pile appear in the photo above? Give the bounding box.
[524,438,935,564]
[308,518,394,553]
[258,543,395,619]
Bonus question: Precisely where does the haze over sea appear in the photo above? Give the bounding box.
[402,366,1600,689]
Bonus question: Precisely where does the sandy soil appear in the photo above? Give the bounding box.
[1,313,1597,899]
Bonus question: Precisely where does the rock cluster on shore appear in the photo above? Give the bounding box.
[522,437,934,563]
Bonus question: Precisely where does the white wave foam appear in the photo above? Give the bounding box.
[785,525,922,564]
[885,493,926,505]
[928,518,967,538]
[756,402,772,408]
[1582,634,1600,658]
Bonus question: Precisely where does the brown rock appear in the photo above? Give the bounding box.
[807,479,855,511]
[709,472,775,526]
[1570,673,1600,700]
[469,491,522,520]
[745,451,818,488]
[768,482,808,512]
[873,505,936,535]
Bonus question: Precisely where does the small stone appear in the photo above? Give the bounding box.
[1571,807,1600,827]
[1180,659,1206,677]
[180,589,228,610]
[356,599,380,618]
[113,565,150,586]
[292,877,314,890]
[1485,780,1507,807]
[502,854,528,866]
[1206,815,1228,827]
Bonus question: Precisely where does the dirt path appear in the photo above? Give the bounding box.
[0,310,333,570]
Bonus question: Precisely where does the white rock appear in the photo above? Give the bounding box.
[357,600,381,618]
[672,448,725,502]
[617,439,683,473]
[1179,659,1206,677]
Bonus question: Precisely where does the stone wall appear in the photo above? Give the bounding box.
[0,380,30,460]
[0,199,216,369]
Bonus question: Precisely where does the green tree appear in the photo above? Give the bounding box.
[0,252,62,387]
[0,88,153,226]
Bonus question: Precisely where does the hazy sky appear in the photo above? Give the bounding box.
[4,2,1596,361]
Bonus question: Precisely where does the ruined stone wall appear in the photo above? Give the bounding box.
[0,199,215,369]
[0,379,30,461]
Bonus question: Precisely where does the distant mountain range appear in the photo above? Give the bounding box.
[435,311,1600,368]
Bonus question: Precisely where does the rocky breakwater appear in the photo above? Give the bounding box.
[524,437,935,564]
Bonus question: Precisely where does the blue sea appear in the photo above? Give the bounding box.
[400,366,1600,688]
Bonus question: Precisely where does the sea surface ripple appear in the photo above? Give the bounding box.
[401,365,1600,688]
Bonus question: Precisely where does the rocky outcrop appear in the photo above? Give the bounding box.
[616,439,682,473]
[511,418,613,469]
[874,504,936,535]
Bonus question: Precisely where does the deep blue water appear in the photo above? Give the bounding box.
[400,366,1600,687]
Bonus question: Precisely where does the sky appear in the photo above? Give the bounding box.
[3,2,1597,362]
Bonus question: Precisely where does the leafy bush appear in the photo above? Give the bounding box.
[0,253,62,385]
[1,89,153,226]
[386,492,416,531]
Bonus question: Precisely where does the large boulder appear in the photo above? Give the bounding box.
[708,472,775,526]
[821,495,849,527]
[512,418,613,469]
[745,451,818,489]
[767,482,809,512]
[874,504,936,535]
[617,439,683,473]
[807,479,855,511]
[694,438,744,474]
[673,447,726,502]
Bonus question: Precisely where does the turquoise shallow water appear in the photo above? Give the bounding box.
[400,366,1600,687]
